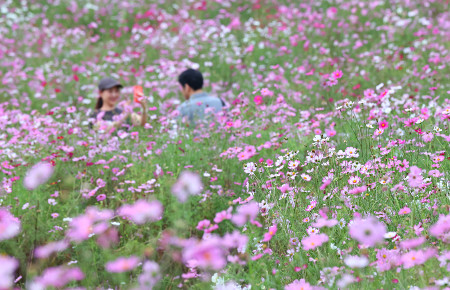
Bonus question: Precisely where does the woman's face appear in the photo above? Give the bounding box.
[100,86,121,108]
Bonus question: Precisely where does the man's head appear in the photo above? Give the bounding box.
[178,69,203,100]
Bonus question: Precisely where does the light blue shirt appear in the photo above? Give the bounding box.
[177,92,225,123]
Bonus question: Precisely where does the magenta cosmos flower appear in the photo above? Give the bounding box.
[349,216,386,247]
[118,200,163,224]
[301,233,329,250]
[23,161,54,190]
[0,208,21,241]
[106,256,140,273]
[171,171,203,203]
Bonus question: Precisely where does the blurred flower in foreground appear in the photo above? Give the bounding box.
[106,256,140,273]
[118,200,163,224]
[349,216,386,247]
[171,171,203,203]
[0,256,18,289]
[0,208,21,240]
[29,266,84,289]
[23,161,54,190]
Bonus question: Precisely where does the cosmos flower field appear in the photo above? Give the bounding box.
[0,0,449,289]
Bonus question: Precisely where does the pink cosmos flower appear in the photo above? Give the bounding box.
[349,217,386,247]
[35,240,69,259]
[182,238,226,270]
[325,128,336,137]
[301,174,311,181]
[428,169,443,177]
[429,214,450,243]
[262,224,277,242]
[32,266,84,288]
[378,120,389,130]
[349,186,367,195]
[408,166,423,188]
[67,106,76,113]
[214,207,232,223]
[331,70,343,80]
[320,178,332,190]
[118,200,163,224]
[285,279,323,290]
[400,237,426,250]
[375,248,400,272]
[23,162,54,190]
[66,207,113,242]
[301,233,329,250]
[171,171,203,203]
[398,206,411,215]
[138,261,161,289]
[231,201,259,227]
[401,249,437,269]
[306,200,317,212]
[254,95,263,105]
[422,132,434,142]
[196,219,211,231]
[96,194,106,201]
[0,256,18,289]
[106,256,140,273]
[312,218,338,228]
[0,208,21,241]
[348,176,361,185]
[260,88,273,97]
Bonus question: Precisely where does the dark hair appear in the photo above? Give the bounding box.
[95,96,103,110]
[178,69,203,91]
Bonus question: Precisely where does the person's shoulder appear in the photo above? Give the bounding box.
[114,108,123,114]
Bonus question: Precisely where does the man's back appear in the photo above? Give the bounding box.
[178,92,225,123]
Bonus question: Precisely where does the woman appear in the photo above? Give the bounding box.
[90,77,147,131]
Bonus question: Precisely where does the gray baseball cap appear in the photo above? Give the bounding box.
[98,77,123,91]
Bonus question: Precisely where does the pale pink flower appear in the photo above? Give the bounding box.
[23,162,54,190]
[313,218,338,228]
[214,207,232,223]
[348,176,361,185]
[349,217,386,247]
[398,206,411,215]
[401,249,437,269]
[0,256,18,289]
[408,166,423,187]
[32,266,84,288]
[301,233,329,250]
[182,238,226,270]
[400,237,426,250]
[231,201,259,227]
[301,174,311,181]
[106,256,140,273]
[429,214,450,243]
[118,200,163,224]
[0,208,21,241]
[35,240,69,259]
[171,171,203,203]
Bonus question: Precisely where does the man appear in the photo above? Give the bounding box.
[177,69,225,124]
